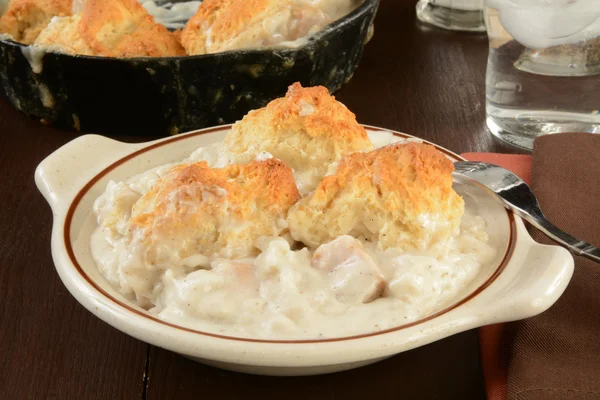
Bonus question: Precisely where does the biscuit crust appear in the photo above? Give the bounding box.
[288,142,465,252]
[130,159,300,262]
[223,83,373,194]
[181,0,341,55]
[0,0,71,44]
[35,0,184,57]
[80,0,184,57]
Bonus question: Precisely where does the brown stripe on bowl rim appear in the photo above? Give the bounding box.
[63,125,517,344]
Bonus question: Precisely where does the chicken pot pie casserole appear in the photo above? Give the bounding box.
[91,83,496,339]
[0,0,362,57]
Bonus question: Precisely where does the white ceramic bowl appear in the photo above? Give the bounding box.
[35,125,574,376]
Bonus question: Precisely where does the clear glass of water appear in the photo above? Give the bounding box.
[485,0,600,150]
[416,0,485,32]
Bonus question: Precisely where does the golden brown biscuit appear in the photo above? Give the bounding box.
[35,0,185,57]
[288,142,465,253]
[34,15,94,55]
[129,159,300,264]
[222,83,374,194]
[181,0,355,55]
[80,0,184,57]
[0,0,71,44]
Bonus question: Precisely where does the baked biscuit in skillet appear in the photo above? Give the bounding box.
[35,0,184,57]
[0,0,71,44]
[181,0,358,55]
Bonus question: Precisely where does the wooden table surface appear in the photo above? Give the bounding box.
[0,1,517,399]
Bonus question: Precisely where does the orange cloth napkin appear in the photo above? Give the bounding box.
[464,133,600,400]
[461,153,532,400]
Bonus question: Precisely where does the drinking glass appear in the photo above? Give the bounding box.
[416,0,485,32]
[485,0,600,150]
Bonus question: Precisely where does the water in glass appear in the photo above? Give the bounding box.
[416,0,485,32]
[485,0,600,150]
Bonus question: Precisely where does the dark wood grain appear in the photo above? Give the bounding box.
[0,101,152,400]
[0,0,520,398]
[146,331,485,400]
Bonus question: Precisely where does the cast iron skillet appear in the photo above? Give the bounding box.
[0,0,379,135]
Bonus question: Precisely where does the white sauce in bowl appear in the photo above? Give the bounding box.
[90,134,496,339]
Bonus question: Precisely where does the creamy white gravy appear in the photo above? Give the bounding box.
[91,132,496,339]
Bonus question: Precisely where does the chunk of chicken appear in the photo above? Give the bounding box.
[312,236,385,305]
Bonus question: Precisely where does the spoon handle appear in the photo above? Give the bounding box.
[512,209,600,263]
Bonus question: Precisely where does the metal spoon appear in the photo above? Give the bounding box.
[453,161,600,263]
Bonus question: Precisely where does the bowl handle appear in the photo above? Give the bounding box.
[35,134,137,211]
[471,241,574,325]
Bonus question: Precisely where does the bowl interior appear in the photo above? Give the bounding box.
[67,127,512,341]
